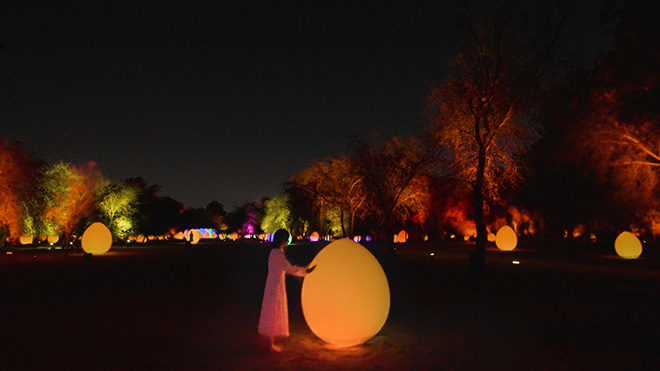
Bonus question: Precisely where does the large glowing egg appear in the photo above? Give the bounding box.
[496,226,517,251]
[614,231,642,259]
[81,222,112,255]
[301,239,390,348]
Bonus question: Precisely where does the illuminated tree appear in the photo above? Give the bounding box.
[0,139,39,243]
[577,2,660,224]
[40,161,102,249]
[261,194,294,233]
[288,155,368,238]
[352,136,433,237]
[97,181,139,238]
[287,164,332,236]
[427,1,563,267]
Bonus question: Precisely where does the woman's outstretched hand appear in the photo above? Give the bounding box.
[306,265,316,274]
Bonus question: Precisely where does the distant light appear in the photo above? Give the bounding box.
[429,252,435,256]
[19,235,34,245]
[487,233,496,242]
[309,231,320,242]
[6,251,13,255]
[512,260,520,265]
[353,235,362,242]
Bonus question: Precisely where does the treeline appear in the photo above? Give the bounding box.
[2,2,659,248]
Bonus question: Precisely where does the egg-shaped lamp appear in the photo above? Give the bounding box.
[614,231,642,259]
[301,239,390,348]
[496,226,517,251]
[81,222,112,255]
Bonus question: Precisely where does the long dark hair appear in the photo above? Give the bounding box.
[272,229,290,249]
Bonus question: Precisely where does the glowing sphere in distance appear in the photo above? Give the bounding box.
[185,229,201,244]
[19,235,34,245]
[301,239,390,348]
[82,222,112,255]
[309,231,320,242]
[487,232,496,242]
[47,235,60,244]
[614,231,642,259]
[496,226,517,251]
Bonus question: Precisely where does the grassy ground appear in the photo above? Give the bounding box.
[1,240,659,370]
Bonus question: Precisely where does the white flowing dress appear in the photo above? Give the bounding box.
[258,248,306,337]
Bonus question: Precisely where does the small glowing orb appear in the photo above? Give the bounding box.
[614,231,642,259]
[512,260,520,265]
[397,230,408,243]
[487,233,496,242]
[174,231,184,240]
[81,222,112,255]
[353,235,362,242]
[136,234,146,243]
[19,235,34,245]
[496,226,517,251]
[309,231,320,242]
[228,232,238,241]
[301,239,390,348]
[47,235,59,244]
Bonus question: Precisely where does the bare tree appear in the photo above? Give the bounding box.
[427,1,564,268]
[352,136,433,238]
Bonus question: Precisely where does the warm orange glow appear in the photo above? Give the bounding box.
[185,229,202,244]
[309,231,320,242]
[487,232,496,242]
[47,235,59,244]
[495,226,517,251]
[396,230,407,243]
[614,231,642,259]
[19,235,33,245]
[301,239,390,348]
[81,222,112,255]
[228,232,239,241]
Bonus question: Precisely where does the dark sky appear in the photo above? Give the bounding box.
[1,1,605,209]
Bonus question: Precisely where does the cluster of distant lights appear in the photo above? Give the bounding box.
[8,225,646,261]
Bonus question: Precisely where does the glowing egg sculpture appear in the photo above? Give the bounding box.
[614,231,642,259]
[495,226,517,251]
[185,229,201,244]
[301,239,390,348]
[397,230,408,243]
[309,231,320,242]
[487,232,496,242]
[81,222,112,255]
[19,235,34,245]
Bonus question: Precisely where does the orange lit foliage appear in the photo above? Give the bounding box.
[0,139,38,241]
[353,137,432,233]
[41,161,102,247]
[579,6,660,215]
[290,156,368,238]
[427,3,560,264]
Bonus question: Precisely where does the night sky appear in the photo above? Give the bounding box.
[1,1,605,209]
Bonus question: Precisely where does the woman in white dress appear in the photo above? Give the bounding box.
[258,229,315,351]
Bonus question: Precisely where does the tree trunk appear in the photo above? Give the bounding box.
[471,148,487,270]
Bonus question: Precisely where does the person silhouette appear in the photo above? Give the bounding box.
[258,229,315,351]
